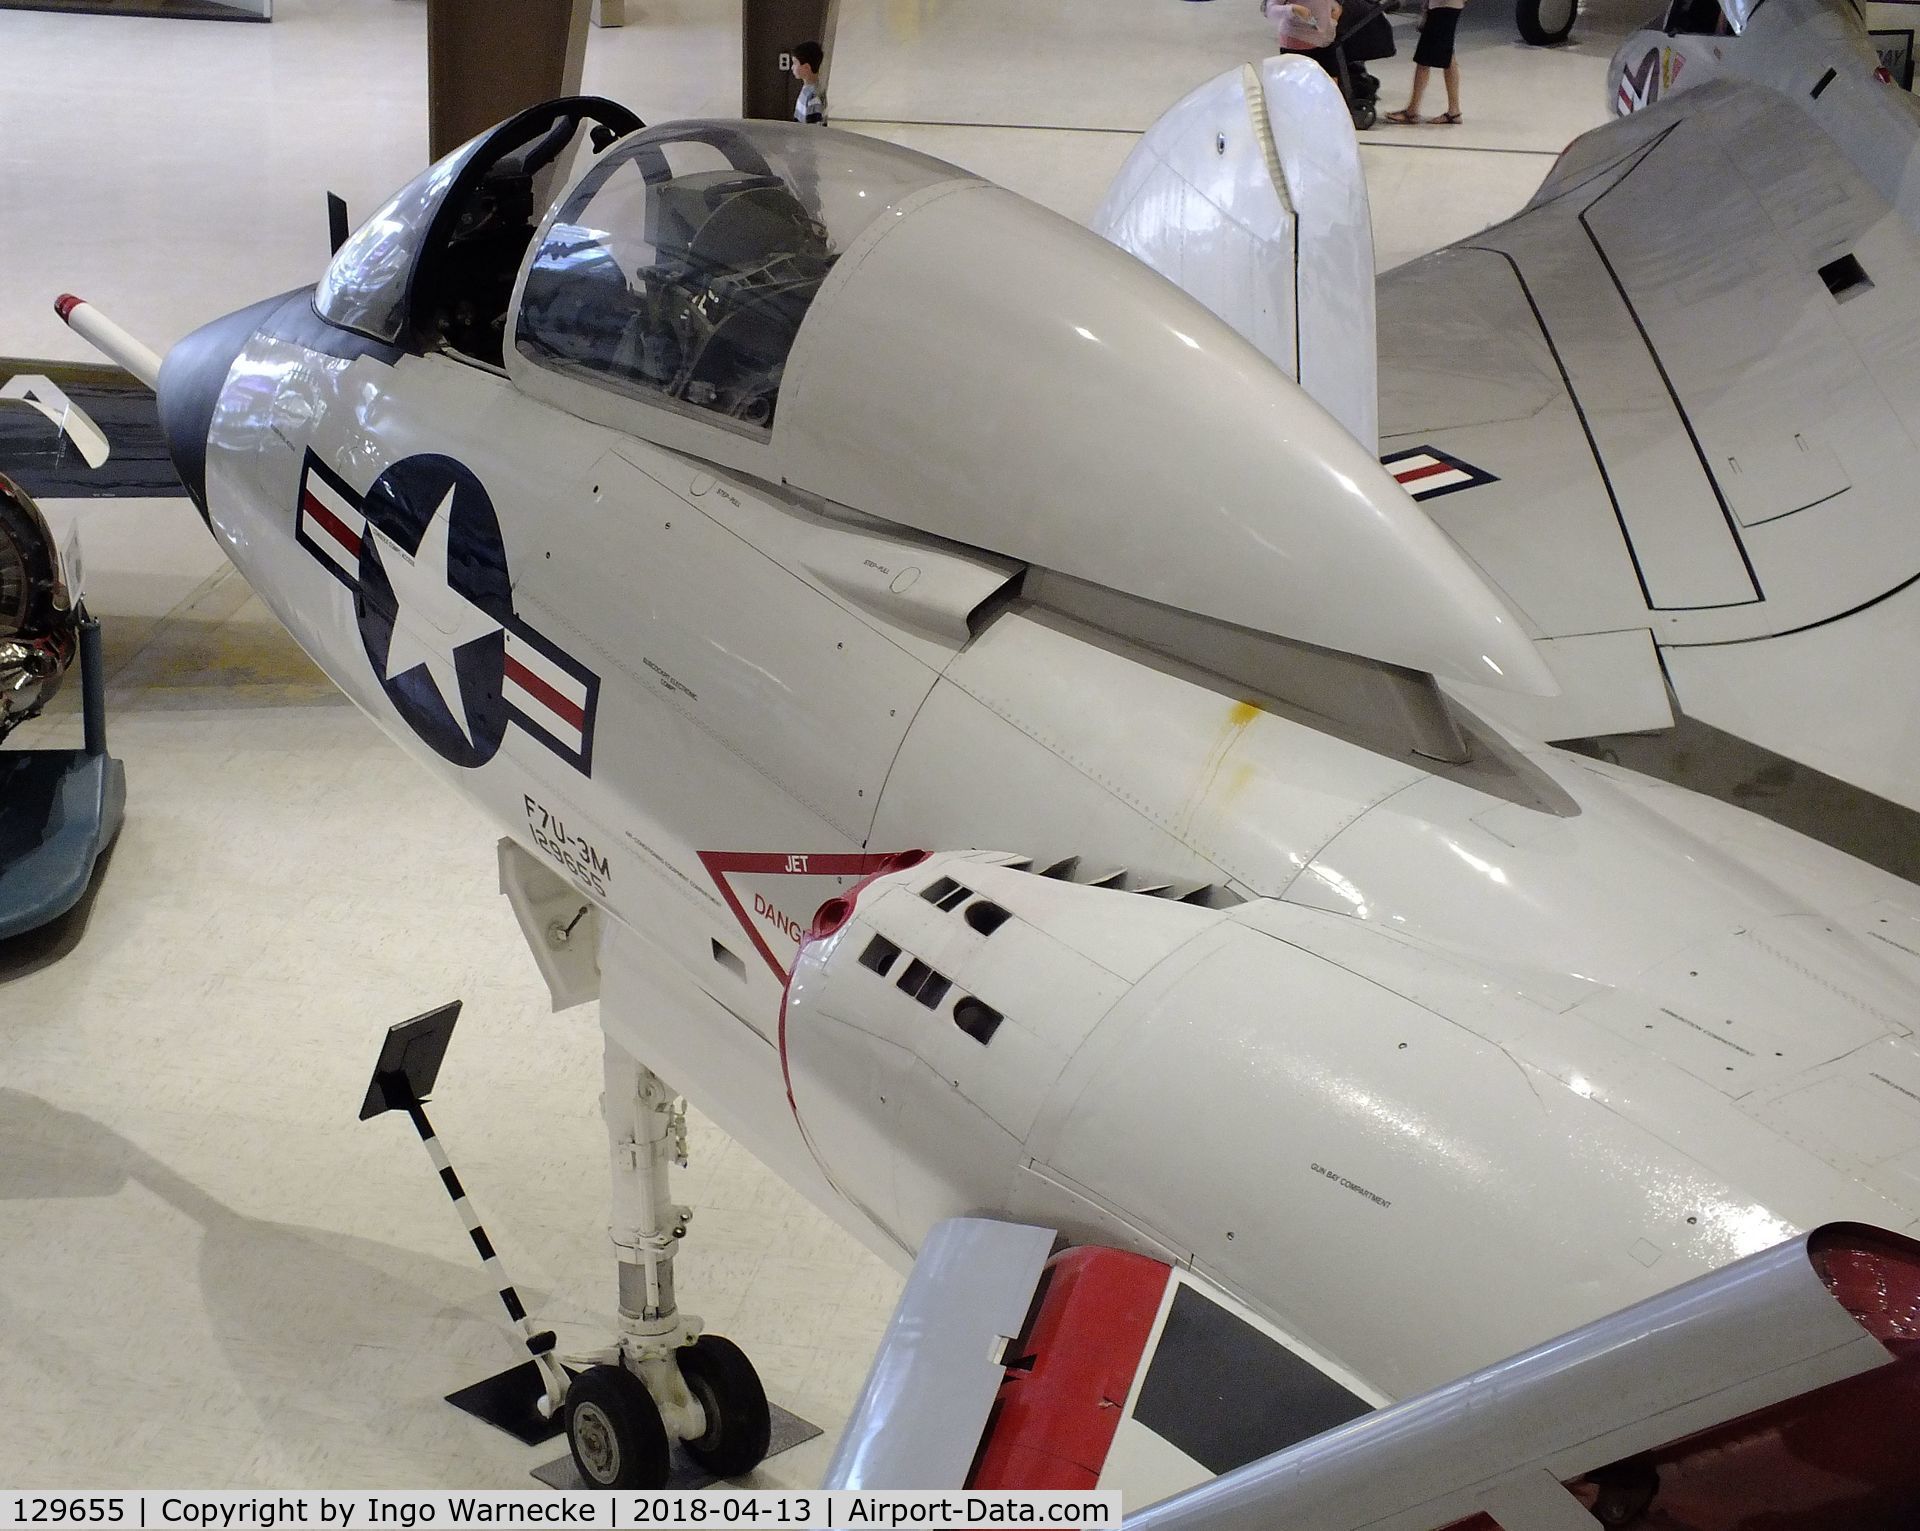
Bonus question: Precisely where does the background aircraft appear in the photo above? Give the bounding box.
[1612,0,1920,110]
[0,472,78,745]
[1516,0,1920,81]
[56,85,1920,1517]
[1099,0,1920,884]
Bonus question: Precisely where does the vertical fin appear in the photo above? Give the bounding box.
[1092,57,1378,453]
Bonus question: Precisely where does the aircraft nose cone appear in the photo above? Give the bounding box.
[155,292,288,517]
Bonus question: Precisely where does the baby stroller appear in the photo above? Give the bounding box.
[1281,0,1397,130]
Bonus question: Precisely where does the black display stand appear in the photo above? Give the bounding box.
[363,1002,822,1474]
[358,1000,463,1120]
[362,1001,569,1441]
[531,1404,823,1489]
[448,1361,579,1447]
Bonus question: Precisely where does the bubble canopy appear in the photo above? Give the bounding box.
[313,98,645,353]
[512,122,967,433]
[316,132,484,345]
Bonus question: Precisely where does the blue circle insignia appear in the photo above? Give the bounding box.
[354,454,513,769]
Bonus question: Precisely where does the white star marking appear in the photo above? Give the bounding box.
[369,484,504,746]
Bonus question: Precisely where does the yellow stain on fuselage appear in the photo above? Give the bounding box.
[1176,699,1265,840]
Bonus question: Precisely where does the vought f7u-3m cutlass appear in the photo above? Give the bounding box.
[56,98,1920,1522]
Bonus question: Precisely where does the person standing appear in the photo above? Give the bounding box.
[792,40,828,125]
[1385,0,1464,124]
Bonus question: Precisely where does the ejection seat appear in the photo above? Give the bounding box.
[411,97,645,367]
[649,170,831,421]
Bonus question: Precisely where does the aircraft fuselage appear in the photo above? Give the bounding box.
[195,294,1920,1408]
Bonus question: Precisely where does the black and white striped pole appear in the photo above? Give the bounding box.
[360,1002,571,1427]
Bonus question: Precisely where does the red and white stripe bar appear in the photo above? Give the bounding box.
[504,630,589,751]
[299,467,366,578]
[1386,450,1483,500]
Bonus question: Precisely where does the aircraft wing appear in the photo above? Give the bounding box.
[0,358,182,499]
[828,1216,1920,1527]
[1379,74,1920,810]
[822,1219,1381,1503]
[1103,55,1920,834]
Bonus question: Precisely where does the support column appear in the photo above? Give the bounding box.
[742,0,835,120]
[426,0,593,160]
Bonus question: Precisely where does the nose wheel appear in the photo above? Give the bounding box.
[567,1037,776,1489]
[567,1365,671,1490]
[564,1340,772,1489]
[678,1335,773,1478]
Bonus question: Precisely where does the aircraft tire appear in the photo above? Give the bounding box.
[1516,0,1576,45]
[566,1364,672,1490]
[678,1335,773,1478]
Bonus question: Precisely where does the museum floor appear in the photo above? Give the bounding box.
[0,0,1635,1489]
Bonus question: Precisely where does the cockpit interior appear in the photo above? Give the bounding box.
[514,126,839,430]
[415,100,644,365]
[312,95,644,366]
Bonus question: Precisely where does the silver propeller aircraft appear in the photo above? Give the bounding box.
[53,82,1920,1523]
[1100,0,1920,885]
[0,473,78,742]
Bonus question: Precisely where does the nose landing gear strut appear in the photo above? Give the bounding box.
[363,1002,773,1491]
[563,1037,772,1489]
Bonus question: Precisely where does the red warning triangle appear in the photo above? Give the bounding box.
[698,850,919,982]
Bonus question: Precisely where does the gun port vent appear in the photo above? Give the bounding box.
[954,998,1004,1044]
[965,901,1011,936]
[920,875,972,911]
[897,958,953,1009]
[859,934,902,976]
[1819,254,1872,302]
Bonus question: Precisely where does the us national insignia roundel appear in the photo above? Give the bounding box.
[295,449,600,775]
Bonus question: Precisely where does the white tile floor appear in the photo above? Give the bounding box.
[0,0,1641,1490]
[3,539,898,1488]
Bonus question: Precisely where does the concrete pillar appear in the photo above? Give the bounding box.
[426,0,593,160]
